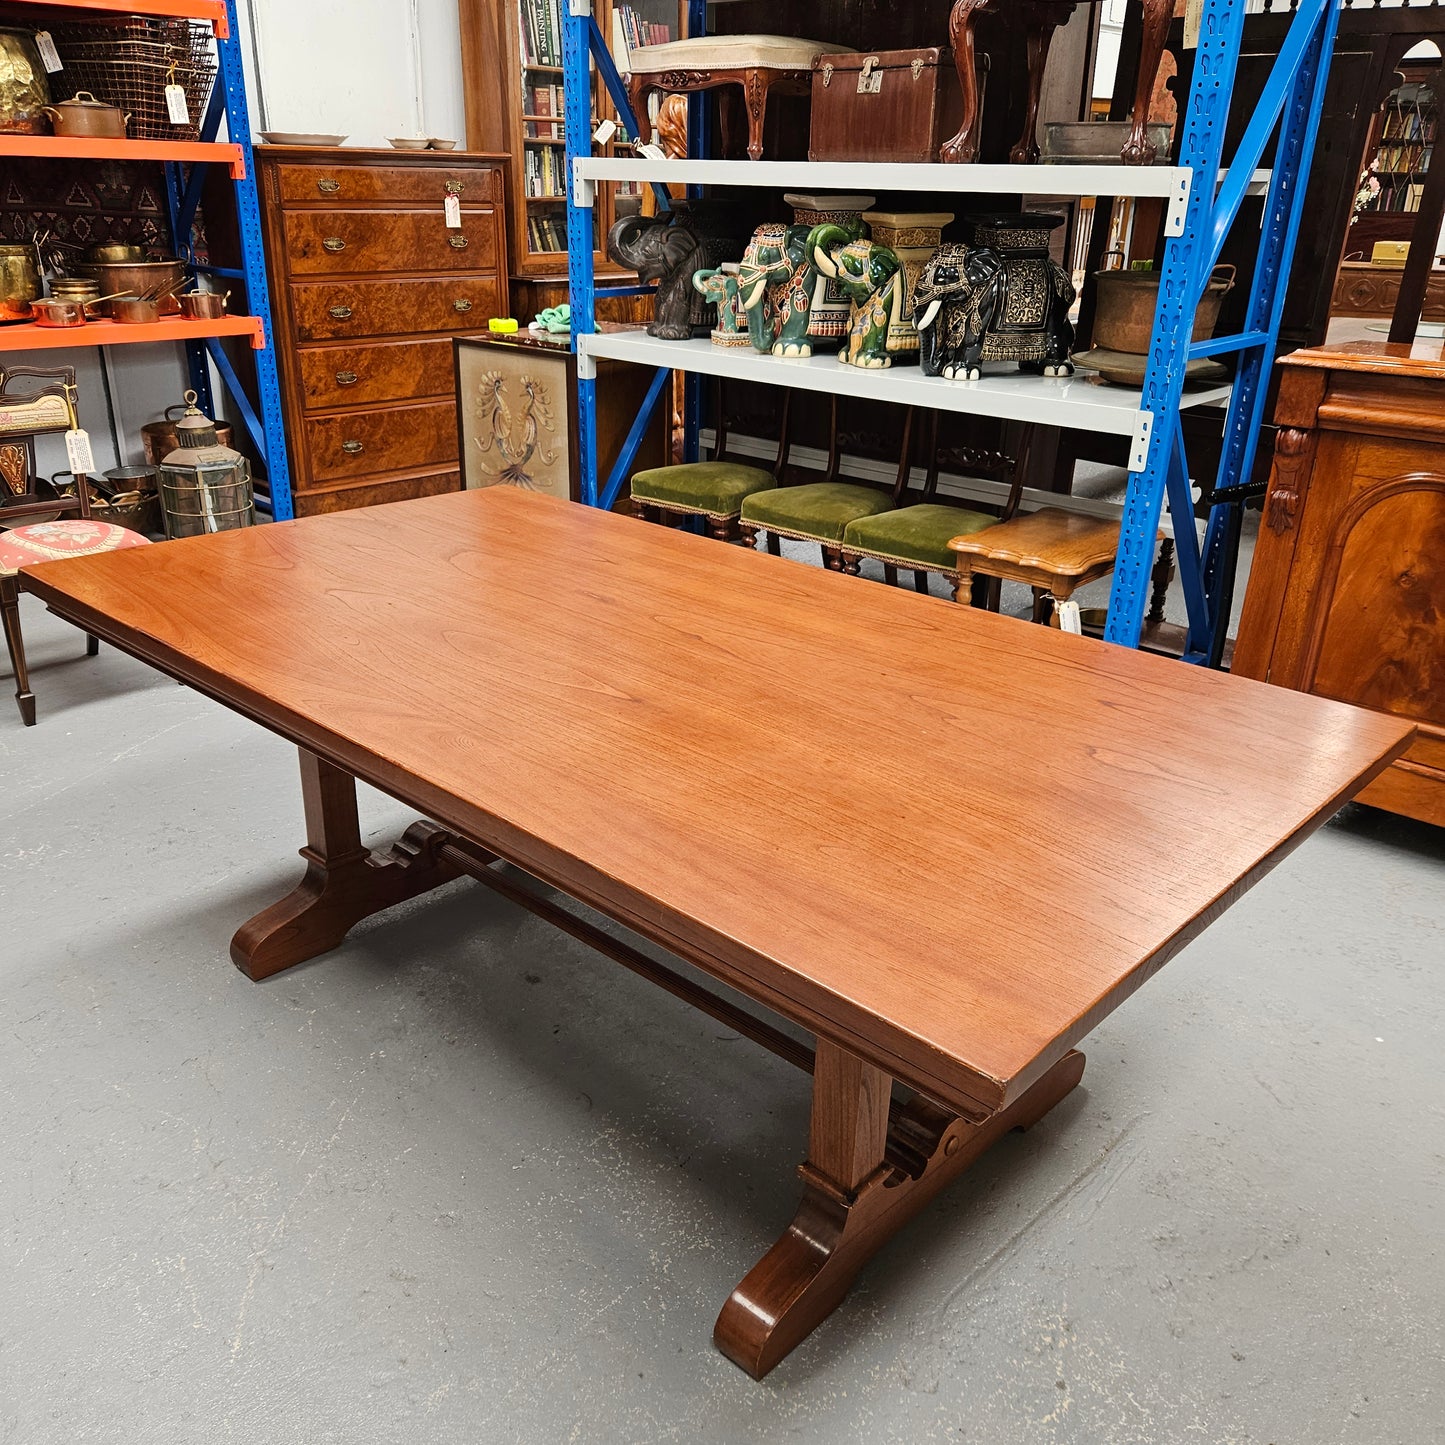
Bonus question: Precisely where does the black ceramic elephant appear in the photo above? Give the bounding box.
[606,203,749,341]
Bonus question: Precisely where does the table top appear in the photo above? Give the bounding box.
[22,489,1413,1115]
[1283,338,1445,381]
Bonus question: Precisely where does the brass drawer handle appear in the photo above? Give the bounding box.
[322,236,346,253]
[328,304,353,319]
[336,370,358,386]
[342,439,364,455]
[445,180,464,195]
[317,178,340,194]
[453,298,472,313]
[449,236,468,250]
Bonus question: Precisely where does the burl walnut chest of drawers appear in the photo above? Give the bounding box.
[257,146,509,515]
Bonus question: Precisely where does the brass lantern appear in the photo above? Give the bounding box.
[157,391,255,539]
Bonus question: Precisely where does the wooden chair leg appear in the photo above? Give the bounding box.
[940,0,992,162]
[1122,0,1172,164]
[1147,537,1176,628]
[766,531,782,556]
[1,574,35,727]
[882,563,899,588]
[706,517,735,543]
[913,571,929,595]
[739,522,761,552]
[743,70,771,161]
[841,553,862,577]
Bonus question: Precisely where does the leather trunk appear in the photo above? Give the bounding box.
[809,48,965,165]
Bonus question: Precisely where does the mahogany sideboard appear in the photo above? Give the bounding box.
[257,146,510,516]
[1234,340,1445,827]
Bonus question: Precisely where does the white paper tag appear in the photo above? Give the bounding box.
[593,117,617,146]
[1055,599,1083,636]
[636,142,665,161]
[35,32,62,73]
[1183,0,1202,51]
[165,83,190,125]
[64,428,96,476]
[443,193,462,228]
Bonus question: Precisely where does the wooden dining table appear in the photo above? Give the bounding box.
[19,487,1413,1378]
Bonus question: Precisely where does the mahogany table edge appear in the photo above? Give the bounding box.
[17,553,1415,1382]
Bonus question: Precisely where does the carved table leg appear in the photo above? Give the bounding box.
[230,749,466,981]
[1122,0,1172,165]
[1009,2,1073,166]
[1,573,35,727]
[940,0,993,163]
[715,1041,1085,1378]
[1148,537,1176,628]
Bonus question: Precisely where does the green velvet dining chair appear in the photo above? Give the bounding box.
[630,380,793,542]
[739,397,911,570]
[837,416,1036,602]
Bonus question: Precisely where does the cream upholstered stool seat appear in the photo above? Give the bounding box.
[626,36,853,161]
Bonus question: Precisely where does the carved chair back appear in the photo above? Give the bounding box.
[0,364,90,528]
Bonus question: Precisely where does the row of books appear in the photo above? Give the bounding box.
[527,213,567,253]
[1381,113,1437,143]
[1364,180,1427,214]
[613,4,672,54]
[523,144,565,199]
[519,0,564,68]
[1370,142,1433,175]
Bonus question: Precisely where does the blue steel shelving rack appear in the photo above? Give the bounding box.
[562,0,1342,665]
[163,0,292,518]
[0,0,292,519]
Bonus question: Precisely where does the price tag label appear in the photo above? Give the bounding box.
[64,428,96,476]
[444,193,462,228]
[35,32,63,72]
[165,83,190,125]
[1183,0,1202,50]
[636,142,665,161]
[593,117,617,146]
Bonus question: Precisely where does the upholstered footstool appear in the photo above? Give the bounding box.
[626,35,853,161]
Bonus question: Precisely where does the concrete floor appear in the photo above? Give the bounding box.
[2,589,1442,1445]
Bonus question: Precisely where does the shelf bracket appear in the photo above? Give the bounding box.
[573,170,596,209]
[1164,168,1191,237]
[1129,411,1153,474]
[576,335,598,381]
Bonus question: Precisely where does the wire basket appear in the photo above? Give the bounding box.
[50,18,217,141]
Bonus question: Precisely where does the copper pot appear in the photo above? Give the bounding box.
[111,295,160,324]
[0,242,40,322]
[1092,262,1236,354]
[0,29,52,135]
[30,297,86,328]
[76,259,185,315]
[43,91,129,139]
[142,402,234,465]
[179,291,228,319]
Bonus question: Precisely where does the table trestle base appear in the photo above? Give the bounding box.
[228,748,1087,1375]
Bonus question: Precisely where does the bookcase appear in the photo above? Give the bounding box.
[1348,63,1439,253]
[461,0,683,314]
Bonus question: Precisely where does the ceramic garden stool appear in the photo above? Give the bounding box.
[626,35,853,162]
[947,506,1173,629]
[941,0,1171,166]
[0,518,151,725]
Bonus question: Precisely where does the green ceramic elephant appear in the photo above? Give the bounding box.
[810,227,908,370]
[737,223,820,357]
[692,263,749,346]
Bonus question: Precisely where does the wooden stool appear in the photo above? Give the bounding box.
[626,35,849,162]
[948,506,1173,625]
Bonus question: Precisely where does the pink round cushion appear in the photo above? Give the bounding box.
[0,519,152,576]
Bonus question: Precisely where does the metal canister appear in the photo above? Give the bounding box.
[157,392,255,538]
[0,242,40,323]
[142,401,235,465]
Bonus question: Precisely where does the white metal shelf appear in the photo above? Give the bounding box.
[573,158,1194,234]
[578,332,1232,469]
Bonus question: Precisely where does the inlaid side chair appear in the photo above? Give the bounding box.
[838,414,1036,601]
[0,364,151,726]
[739,396,911,569]
[630,381,794,541]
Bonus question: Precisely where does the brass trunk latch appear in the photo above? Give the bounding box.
[857,57,882,94]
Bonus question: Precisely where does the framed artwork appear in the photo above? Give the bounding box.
[455,333,670,507]
[455,334,581,501]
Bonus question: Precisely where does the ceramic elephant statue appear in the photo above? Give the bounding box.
[692,263,750,347]
[809,228,910,370]
[913,223,1076,381]
[607,203,747,341]
[737,224,818,357]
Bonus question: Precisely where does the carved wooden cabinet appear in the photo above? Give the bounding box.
[1330,262,1445,320]
[257,146,510,515]
[1234,341,1445,826]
